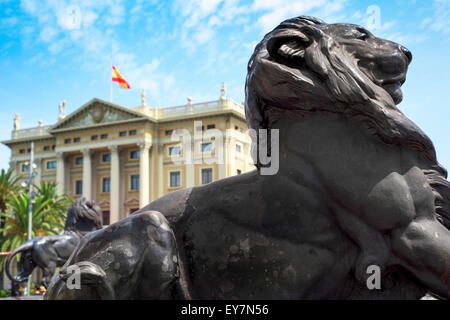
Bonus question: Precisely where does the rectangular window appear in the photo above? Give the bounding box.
[236,144,242,153]
[21,163,30,173]
[102,177,110,193]
[74,137,81,143]
[168,146,182,156]
[130,175,140,190]
[52,145,56,150]
[237,169,242,175]
[129,208,139,215]
[201,142,213,152]
[102,153,111,162]
[64,139,71,144]
[119,131,126,137]
[170,171,181,188]
[196,125,204,131]
[43,146,50,151]
[102,210,110,226]
[101,134,108,139]
[75,157,83,165]
[129,130,137,136]
[91,135,98,141]
[19,149,25,154]
[201,168,213,185]
[130,150,140,159]
[165,130,173,136]
[75,180,83,195]
[207,124,215,130]
[46,160,56,170]
[175,128,184,134]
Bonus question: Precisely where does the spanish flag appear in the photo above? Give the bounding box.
[112,66,131,89]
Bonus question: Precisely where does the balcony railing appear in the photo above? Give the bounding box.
[148,99,244,119]
[11,125,52,140]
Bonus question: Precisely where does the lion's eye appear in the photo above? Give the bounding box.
[356,31,369,41]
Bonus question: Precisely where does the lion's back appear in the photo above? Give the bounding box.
[137,187,194,226]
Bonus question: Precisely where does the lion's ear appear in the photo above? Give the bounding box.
[266,28,312,62]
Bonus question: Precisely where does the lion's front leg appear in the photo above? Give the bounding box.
[45,211,179,300]
[391,218,450,299]
[363,167,450,299]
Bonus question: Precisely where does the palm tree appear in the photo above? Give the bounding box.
[0,168,19,290]
[0,183,71,270]
[34,181,71,228]
[0,168,20,225]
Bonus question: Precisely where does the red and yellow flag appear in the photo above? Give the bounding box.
[112,66,130,89]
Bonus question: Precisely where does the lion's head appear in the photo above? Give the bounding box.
[64,197,103,235]
[245,16,441,167]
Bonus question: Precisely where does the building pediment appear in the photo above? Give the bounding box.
[50,98,148,132]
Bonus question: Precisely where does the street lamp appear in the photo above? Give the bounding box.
[25,142,34,296]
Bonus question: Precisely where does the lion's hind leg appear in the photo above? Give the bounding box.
[45,211,180,300]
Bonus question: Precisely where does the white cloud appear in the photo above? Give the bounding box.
[173,0,249,51]
[428,0,450,34]
[17,0,178,106]
[193,27,215,44]
[386,32,429,45]
[40,27,58,42]
[1,16,19,27]
[251,0,348,34]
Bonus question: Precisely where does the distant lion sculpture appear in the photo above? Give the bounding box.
[5,197,102,287]
[46,17,449,300]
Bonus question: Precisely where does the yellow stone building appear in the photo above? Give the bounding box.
[2,88,253,225]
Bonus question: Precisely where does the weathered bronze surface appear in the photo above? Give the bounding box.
[5,197,102,287]
[45,16,450,300]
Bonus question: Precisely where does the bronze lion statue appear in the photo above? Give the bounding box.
[5,197,102,287]
[45,16,450,300]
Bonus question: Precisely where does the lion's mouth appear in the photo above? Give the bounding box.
[381,81,403,104]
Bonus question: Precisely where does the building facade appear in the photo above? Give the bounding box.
[2,89,253,225]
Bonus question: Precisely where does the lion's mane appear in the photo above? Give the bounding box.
[64,197,103,235]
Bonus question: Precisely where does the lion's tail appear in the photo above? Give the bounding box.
[424,168,450,229]
[4,241,34,283]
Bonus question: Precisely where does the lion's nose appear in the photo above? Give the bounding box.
[399,45,412,63]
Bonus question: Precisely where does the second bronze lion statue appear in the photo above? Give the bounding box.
[5,197,102,287]
[46,16,450,300]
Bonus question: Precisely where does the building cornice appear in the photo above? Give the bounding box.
[49,117,150,134]
[2,135,55,146]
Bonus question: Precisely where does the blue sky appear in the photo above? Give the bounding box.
[0,0,449,172]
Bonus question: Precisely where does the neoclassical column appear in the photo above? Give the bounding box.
[56,152,65,195]
[227,135,236,176]
[186,162,195,188]
[157,144,164,198]
[109,145,120,224]
[218,133,228,179]
[9,160,18,177]
[81,148,92,200]
[148,146,154,202]
[138,142,150,208]
[34,158,42,187]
